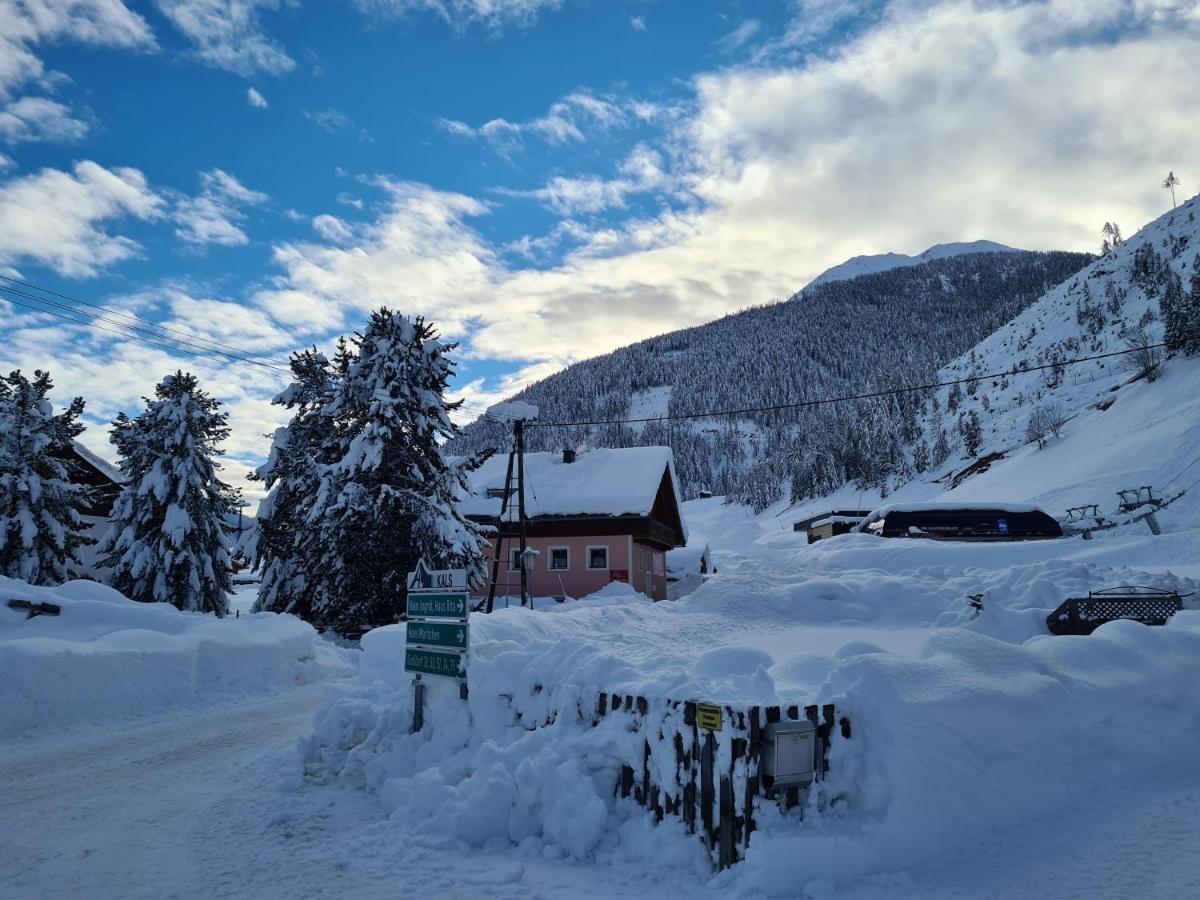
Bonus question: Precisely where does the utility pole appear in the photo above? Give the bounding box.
[515,418,530,608]
[484,446,515,615]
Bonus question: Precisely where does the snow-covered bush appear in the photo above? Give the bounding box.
[100,371,239,615]
[0,369,91,585]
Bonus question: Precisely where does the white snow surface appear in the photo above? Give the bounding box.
[486,400,540,421]
[805,239,1020,289]
[304,491,1200,895]
[0,576,354,736]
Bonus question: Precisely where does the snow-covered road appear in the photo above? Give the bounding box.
[0,687,329,898]
[0,689,690,899]
[3,684,1200,898]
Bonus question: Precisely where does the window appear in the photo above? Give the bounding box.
[486,487,506,499]
[549,547,570,570]
[508,547,527,571]
[587,545,608,570]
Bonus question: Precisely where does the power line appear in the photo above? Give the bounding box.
[1163,450,1200,489]
[0,274,292,369]
[526,343,1170,429]
[0,294,291,378]
[0,284,293,375]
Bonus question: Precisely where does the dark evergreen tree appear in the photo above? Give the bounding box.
[251,348,338,618]
[958,410,983,457]
[932,429,951,468]
[100,372,238,614]
[0,370,91,584]
[303,310,489,634]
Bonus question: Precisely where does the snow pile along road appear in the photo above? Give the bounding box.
[303,532,1200,894]
[0,576,354,736]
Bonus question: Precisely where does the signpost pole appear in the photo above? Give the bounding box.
[516,418,530,608]
[411,674,424,733]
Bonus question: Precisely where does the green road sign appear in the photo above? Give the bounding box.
[407,620,468,650]
[405,647,465,679]
[407,592,469,619]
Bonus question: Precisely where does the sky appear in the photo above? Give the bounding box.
[0,0,1198,503]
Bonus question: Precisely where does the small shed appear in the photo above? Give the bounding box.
[793,509,872,544]
[857,502,1063,541]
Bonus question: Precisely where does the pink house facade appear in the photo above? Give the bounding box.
[460,446,687,603]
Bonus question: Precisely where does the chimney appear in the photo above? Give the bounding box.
[562,447,576,464]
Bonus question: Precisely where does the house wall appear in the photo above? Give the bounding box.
[477,534,667,603]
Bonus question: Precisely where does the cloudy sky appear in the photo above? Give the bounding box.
[1,0,1197,501]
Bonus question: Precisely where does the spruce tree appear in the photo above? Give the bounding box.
[1185,257,1200,355]
[251,348,338,618]
[304,310,489,634]
[101,372,238,614]
[958,411,983,457]
[0,370,91,584]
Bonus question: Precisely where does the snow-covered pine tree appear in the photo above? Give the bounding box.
[101,372,239,614]
[304,310,490,634]
[251,348,338,618]
[958,410,983,457]
[1185,257,1200,355]
[0,370,91,584]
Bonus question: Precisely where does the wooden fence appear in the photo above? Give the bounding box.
[506,688,850,870]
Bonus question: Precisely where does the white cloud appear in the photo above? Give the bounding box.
[0,96,90,143]
[495,144,668,215]
[716,18,761,53]
[0,0,156,99]
[246,86,268,108]
[0,160,164,277]
[173,168,269,247]
[253,179,497,335]
[352,0,562,31]
[304,107,372,142]
[441,89,664,160]
[0,151,13,171]
[628,15,645,31]
[155,0,294,76]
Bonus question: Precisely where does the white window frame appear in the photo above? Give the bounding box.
[586,544,609,570]
[548,546,570,571]
[508,547,530,571]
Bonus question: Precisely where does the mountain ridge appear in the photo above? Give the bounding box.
[802,239,1021,290]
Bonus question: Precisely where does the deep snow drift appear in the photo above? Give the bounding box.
[303,495,1200,894]
[0,576,353,736]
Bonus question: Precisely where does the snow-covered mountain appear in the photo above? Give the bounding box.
[803,239,1020,289]
[451,248,1091,507]
[783,192,1200,531]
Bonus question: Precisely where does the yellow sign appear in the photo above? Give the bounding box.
[696,703,723,732]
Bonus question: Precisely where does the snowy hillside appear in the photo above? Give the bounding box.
[776,193,1200,537]
[804,239,1020,288]
[451,249,1090,508]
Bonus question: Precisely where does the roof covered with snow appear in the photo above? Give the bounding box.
[70,440,124,483]
[459,446,684,534]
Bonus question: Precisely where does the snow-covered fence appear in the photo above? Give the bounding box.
[510,688,850,870]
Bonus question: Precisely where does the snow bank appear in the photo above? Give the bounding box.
[302,531,1199,890]
[1,576,354,736]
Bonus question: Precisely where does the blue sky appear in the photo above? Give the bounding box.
[1,0,1197,499]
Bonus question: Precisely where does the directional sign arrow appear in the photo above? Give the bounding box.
[406,619,469,650]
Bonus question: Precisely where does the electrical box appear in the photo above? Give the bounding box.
[761,719,818,788]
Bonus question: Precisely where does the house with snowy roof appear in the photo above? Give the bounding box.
[459,446,687,602]
[55,441,124,519]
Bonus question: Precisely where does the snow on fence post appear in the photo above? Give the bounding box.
[584,689,849,869]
